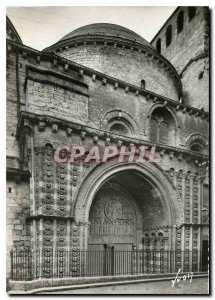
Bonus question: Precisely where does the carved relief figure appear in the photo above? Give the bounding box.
[89,186,136,238]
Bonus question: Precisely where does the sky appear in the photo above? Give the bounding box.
[6,6,176,50]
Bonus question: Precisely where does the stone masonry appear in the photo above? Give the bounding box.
[6,7,209,282]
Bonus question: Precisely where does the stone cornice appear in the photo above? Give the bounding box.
[7,39,209,120]
[17,110,209,161]
[26,215,75,222]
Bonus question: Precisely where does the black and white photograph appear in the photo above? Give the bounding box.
[5,3,210,295]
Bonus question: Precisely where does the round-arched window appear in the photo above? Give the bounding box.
[150,106,176,145]
[109,123,129,135]
[108,118,132,136]
[190,140,205,154]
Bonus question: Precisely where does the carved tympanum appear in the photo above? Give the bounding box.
[89,187,135,237]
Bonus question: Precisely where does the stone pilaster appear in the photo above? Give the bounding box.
[189,174,195,223]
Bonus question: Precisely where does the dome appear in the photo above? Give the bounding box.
[58,23,154,49]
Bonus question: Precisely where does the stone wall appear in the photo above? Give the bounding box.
[58,44,179,100]
[151,7,207,73]
[6,25,209,279]
[18,54,209,151]
[151,7,209,111]
[181,56,209,111]
[6,50,31,278]
[6,51,19,158]
[26,80,89,123]
[6,180,30,275]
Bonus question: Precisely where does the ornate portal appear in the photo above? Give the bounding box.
[6,7,209,293]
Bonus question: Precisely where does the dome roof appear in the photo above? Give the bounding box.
[58,23,154,49]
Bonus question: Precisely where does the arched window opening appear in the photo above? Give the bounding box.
[166,25,172,47]
[109,123,129,135]
[190,144,204,153]
[141,79,146,89]
[150,107,176,145]
[177,11,184,34]
[150,117,159,142]
[156,38,161,54]
[190,140,205,154]
[108,117,132,136]
[188,7,196,21]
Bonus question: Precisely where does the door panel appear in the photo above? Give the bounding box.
[87,185,138,276]
[202,240,209,271]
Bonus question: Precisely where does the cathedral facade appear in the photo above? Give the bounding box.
[6,7,209,283]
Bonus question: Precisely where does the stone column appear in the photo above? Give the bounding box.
[189,225,193,272]
[184,173,191,223]
[173,170,178,189]
[53,219,57,277]
[189,174,195,224]
[197,175,205,271]
[187,174,194,272]
[198,175,205,224]
[193,175,199,224]
[38,218,43,278]
[175,226,182,272]
[29,129,39,279]
[181,172,187,223]
[67,157,71,215]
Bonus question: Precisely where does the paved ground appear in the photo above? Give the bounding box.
[42,277,209,294]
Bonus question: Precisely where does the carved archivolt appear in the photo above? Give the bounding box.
[73,160,183,225]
